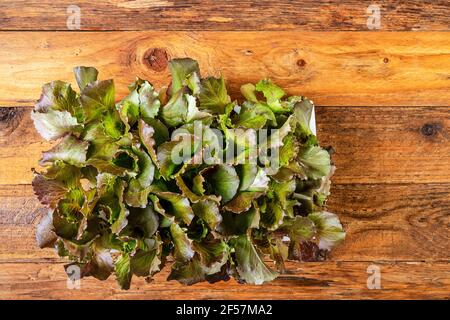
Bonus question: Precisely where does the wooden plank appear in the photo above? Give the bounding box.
[0,107,52,185]
[0,260,448,299]
[316,106,450,184]
[1,106,448,185]
[329,183,450,261]
[0,183,448,261]
[0,32,450,107]
[0,1,449,31]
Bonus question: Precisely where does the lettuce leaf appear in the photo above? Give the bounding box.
[31,58,343,289]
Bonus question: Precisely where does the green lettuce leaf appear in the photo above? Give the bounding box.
[81,80,115,123]
[192,200,222,230]
[130,238,161,277]
[186,94,213,123]
[35,81,82,119]
[293,98,316,139]
[168,256,205,285]
[115,254,132,289]
[124,146,155,207]
[240,83,258,102]
[308,211,345,250]
[137,80,161,120]
[219,207,260,236]
[230,235,277,285]
[160,89,188,127]
[206,164,240,203]
[198,76,230,114]
[157,135,197,179]
[232,101,275,129]
[126,206,159,239]
[284,216,317,241]
[96,173,129,234]
[153,191,194,225]
[193,236,228,274]
[297,146,331,179]
[35,210,57,248]
[255,79,286,112]
[170,223,194,262]
[31,109,81,141]
[223,191,263,214]
[40,135,88,166]
[260,200,285,231]
[168,58,200,96]
[31,59,343,289]
[74,66,98,91]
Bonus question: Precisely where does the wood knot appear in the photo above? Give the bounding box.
[383,57,389,64]
[143,48,169,72]
[297,59,306,67]
[421,123,440,137]
[0,107,25,136]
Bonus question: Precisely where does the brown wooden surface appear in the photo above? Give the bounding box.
[0,183,448,261]
[0,32,450,107]
[1,106,449,185]
[0,1,449,31]
[0,1,449,300]
[1,261,448,300]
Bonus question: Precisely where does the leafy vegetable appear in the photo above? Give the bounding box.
[32,58,344,289]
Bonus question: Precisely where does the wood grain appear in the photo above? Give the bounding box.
[0,260,448,299]
[329,183,450,261]
[0,1,449,31]
[0,183,448,261]
[316,106,450,184]
[1,106,448,185]
[0,5,449,298]
[0,32,450,106]
[0,107,51,185]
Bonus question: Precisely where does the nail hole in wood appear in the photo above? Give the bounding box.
[297,59,306,67]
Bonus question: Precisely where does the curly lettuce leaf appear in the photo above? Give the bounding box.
[206,164,240,203]
[168,58,200,96]
[308,211,345,250]
[31,59,343,289]
[74,66,98,91]
[255,79,286,112]
[40,135,88,166]
[191,200,222,230]
[230,235,277,285]
[81,80,115,123]
[198,76,230,114]
[153,191,194,225]
[115,254,132,289]
[170,223,194,262]
[298,146,331,180]
[232,101,275,129]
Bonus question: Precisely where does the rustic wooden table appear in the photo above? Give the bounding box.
[0,1,448,300]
